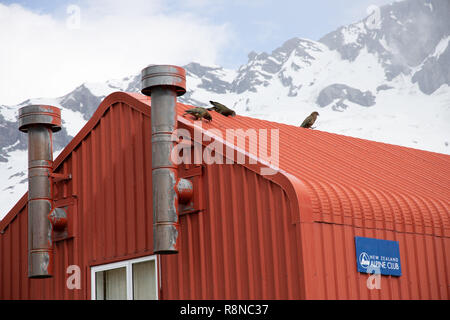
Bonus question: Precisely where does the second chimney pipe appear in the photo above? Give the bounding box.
[141,65,186,254]
[18,105,61,278]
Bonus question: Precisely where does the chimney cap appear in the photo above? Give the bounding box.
[141,64,186,97]
[18,105,62,133]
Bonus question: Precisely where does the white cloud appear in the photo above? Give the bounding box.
[0,1,232,105]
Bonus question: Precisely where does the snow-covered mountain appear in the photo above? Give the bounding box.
[1,0,449,220]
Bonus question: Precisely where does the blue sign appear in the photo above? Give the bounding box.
[355,236,402,276]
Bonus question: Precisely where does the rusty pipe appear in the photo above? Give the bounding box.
[141,65,186,254]
[18,105,61,278]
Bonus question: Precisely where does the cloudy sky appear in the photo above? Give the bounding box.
[0,0,394,105]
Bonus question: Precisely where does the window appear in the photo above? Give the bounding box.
[91,255,158,300]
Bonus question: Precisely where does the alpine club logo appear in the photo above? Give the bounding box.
[359,252,370,268]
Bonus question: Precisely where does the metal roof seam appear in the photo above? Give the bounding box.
[309,219,449,238]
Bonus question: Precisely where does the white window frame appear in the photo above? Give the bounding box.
[90,255,159,300]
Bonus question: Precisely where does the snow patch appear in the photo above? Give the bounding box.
[61,108,87,137]
[432,36,450,59]
[0,149,27,221]
[84,82,115,97]
[341,22,366,45]
[0,105,19,122]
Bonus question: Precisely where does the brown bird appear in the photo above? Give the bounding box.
[300,111,319,128]
[207,101,236,117]
[183,107,212,122]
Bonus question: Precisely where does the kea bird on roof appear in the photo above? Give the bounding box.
[208,101,236,117]
[300,111,319,129]
[183,107,212,122]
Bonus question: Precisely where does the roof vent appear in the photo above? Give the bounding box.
[141,65,190,254]
[19,105,61,278]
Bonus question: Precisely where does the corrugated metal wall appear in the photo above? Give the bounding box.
[0,197,83,299]
[161,163,304,299]
[300,222,450,299]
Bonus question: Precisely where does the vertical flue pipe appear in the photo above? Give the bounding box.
[141,65,186,254]
[18,105,61,278]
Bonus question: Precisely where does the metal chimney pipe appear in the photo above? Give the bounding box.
[18,105,61,278]
[141,65,186,254]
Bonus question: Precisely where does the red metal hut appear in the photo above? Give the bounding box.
[0,65,449,300]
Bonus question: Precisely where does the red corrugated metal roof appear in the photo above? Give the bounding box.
[1,92,449,236]
[171,94,450,237]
